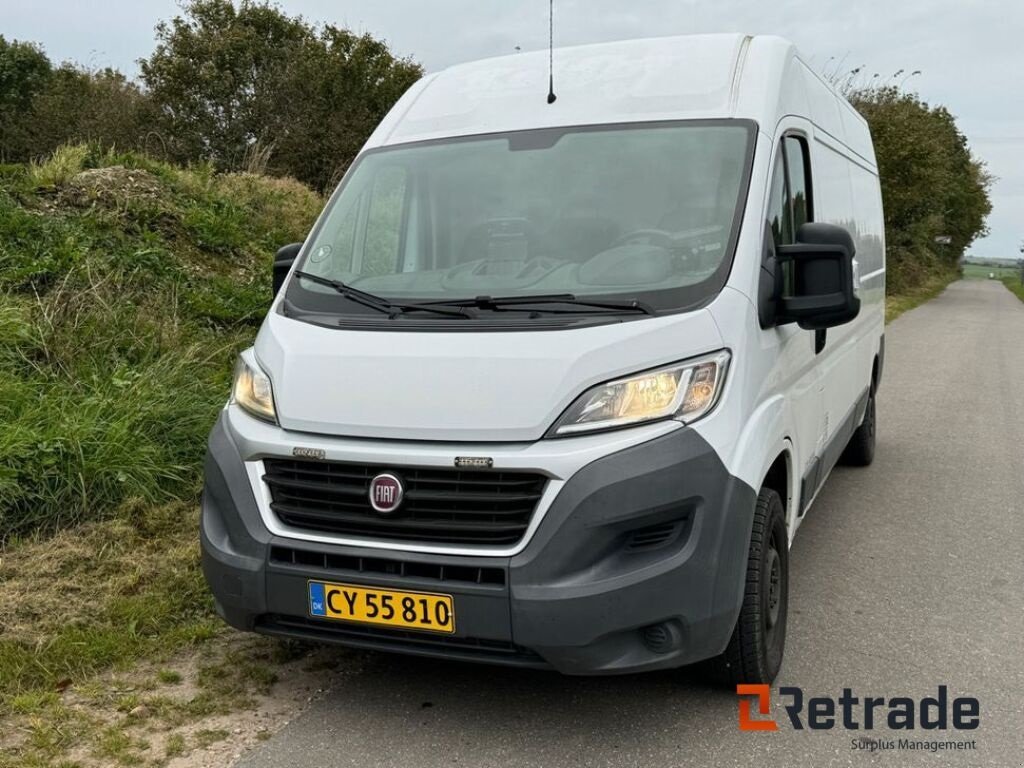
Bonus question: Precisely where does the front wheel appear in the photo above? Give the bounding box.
[709,487,788,685]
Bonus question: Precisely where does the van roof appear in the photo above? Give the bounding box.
[365,33,870,158]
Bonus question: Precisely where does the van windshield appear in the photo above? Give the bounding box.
[287,120,754,319]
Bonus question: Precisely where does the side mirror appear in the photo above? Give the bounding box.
[776,223,860,330]
[273,243,302,297]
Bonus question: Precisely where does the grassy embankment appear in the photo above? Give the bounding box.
[1000,277,1024,303]
[0,144,980,765]
[0,145,323,766]
[883,269,959,323]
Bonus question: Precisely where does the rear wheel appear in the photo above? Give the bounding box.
[710,487,788,685]
[841,388,876,466]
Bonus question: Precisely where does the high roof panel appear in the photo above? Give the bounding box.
[367,34,772,147]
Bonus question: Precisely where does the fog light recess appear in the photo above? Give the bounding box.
[640,621,683,654]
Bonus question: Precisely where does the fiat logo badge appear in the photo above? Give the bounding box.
[368,473,404,514]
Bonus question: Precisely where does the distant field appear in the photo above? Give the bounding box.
[962,262,1020,280]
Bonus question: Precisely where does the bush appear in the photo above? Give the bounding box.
[139,0,423,189]
[0,36,52,159]
[1,2,420,191]
[849,87,992,294]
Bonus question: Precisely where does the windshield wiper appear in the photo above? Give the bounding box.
[420,293,657,316]
[292,271,472,319]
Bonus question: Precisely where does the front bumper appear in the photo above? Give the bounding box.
[201,412,756,674]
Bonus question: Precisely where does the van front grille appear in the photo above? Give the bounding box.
[262,459,547,546]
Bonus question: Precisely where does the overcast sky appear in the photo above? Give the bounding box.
[3,0,1020,259]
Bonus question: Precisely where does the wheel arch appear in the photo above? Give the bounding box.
[728,394,800,535]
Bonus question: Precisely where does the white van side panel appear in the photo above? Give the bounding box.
[715,50,884,529]
[850,163,887,303]
[812,132,868,438]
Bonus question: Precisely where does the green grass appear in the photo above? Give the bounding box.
[0,144,322,541]
[165,733,186,759]
[1001,276,1024,303]
[0,146,323,765]
[884,269,958,323]
[0,504,218,710]
[156,669,182,685]
[0,523,303,766]
[26,144,90,188]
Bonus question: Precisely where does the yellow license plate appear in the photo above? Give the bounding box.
[307,580,455,634]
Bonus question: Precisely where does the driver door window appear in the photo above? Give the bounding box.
[768,135,813,294]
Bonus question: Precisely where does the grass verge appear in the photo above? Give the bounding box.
[1,144,327,767]
[1000,276,1024,303]
[884,270,958,323]
[0,505,334,767]
[0,504,216,707]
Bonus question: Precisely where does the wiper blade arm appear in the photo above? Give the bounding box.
[292,271,471,318]
[294,270,393,314]
[421,293,657,316]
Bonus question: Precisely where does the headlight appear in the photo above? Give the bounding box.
[548,350,730,436]
[232,351,277,423]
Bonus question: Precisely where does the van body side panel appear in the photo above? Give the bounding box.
[811,132,866,456]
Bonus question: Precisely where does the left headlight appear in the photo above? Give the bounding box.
[547,350,731,437]
[232,350,277,423]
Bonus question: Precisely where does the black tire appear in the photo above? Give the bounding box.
[709,487,788,685]
[841,388,876,466]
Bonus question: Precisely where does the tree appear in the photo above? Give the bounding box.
[848,87,992,293]
[0,36,52,159]
[140,0,423,189]
[26,66,157,158]
[1,37,156,162]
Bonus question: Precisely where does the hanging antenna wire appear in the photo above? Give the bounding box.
[547,0,557,104]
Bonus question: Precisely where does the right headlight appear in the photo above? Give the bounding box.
[231,350,277,423]
[547,350,731,437]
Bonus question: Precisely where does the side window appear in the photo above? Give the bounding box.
[785,136,812,233]
[768,135,813,296]
[767,150,792,247]
[767,135,814,249]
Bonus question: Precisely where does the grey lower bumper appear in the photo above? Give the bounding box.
[200,413,756,674]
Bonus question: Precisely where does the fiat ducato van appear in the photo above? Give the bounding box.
[201,34,885,683]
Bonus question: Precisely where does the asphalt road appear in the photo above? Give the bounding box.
[238,280,1024,768]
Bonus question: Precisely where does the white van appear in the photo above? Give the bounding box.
[201,34,885,684]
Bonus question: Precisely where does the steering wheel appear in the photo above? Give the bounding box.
[611,228,680,249]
